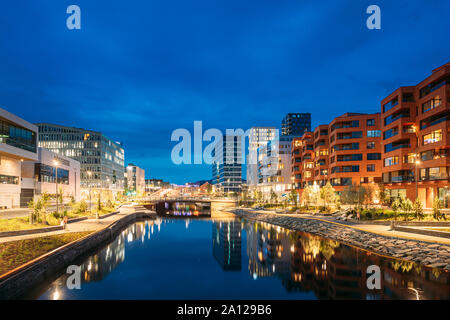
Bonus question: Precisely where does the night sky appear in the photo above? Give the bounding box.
[1,0,449,184]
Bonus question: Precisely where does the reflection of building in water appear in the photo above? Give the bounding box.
[212,221,242,271]
[383,261,450,300]
[244,221,450,300]
[245,222,290,279]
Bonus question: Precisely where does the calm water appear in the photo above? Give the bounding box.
[29,216,450,300]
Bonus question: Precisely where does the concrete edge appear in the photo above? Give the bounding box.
[0,225,64,238]
[393,226,450,239]
[98,211,119,219]
[0,211,155,300]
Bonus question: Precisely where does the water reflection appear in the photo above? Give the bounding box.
[241,220,450,300]
[33,217,450,300]
[212,221,241,271]
[155,201,211,217]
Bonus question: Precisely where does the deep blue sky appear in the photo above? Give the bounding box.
[1,0,449,184]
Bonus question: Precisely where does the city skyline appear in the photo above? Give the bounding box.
[1,1,449,184]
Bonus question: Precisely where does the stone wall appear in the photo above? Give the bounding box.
[232,209,450,271]
[0,212,154,300]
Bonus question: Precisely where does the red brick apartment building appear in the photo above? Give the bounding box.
[328,113,383,193]
[291,132,314,191]
[381,62,450,208]
[291,113,382,197]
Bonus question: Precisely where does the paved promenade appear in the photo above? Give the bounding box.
[0,207,152,244]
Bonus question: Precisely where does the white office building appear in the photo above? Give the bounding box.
[21,148,81,204]
[0,108,38,209]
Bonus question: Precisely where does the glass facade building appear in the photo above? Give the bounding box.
[212,134,243,193]
[36,123,125,193]
[281,113,311,136]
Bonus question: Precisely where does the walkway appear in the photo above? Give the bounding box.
[0,207,153,244]
[0,209,30,219]
[242,208,450,245]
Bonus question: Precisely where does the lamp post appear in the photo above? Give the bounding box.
[53,160,59,216]
[87,170,92,214]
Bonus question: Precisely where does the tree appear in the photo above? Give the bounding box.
[28,197,43,224]
[40,192,51,223]
[433,196,443,220]
[270,189,278,204]
[391,198,402,221]
[340,184,358,209]
[413,198,424,220]
[320,182,336,209]
[289,189,298,207]
[377,182,389,206]
[401,198,413,220]
[303,185,320,207]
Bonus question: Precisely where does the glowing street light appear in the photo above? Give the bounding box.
[53,160,59,216]
[87,170,93,214]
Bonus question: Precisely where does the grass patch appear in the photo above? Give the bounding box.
[0,231,92,276]
[0,216,60,232]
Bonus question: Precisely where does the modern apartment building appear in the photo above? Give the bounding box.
[212,134,243,193]
[328,113,382,191]
[125,163,145,194]
[246,127,277,186]
[255,135,293,199]
[36,123,125,200]
[0,108,38,208]
[21,147,81,205]
[381,62,450,208]
[281,113,311,136]
[291,132,315,190]
[291,112,383,198]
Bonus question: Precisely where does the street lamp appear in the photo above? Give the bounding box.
[87,170,92,214]
[415,157,421,201]
[53,160,59,216]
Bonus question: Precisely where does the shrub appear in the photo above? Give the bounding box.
[74,200,88,214]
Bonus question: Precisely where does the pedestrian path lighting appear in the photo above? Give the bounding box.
[87,170,92,214]
[53,160,59,216]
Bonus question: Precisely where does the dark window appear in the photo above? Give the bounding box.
[383,97,399,113]
[0,119,37,153]
[337,154,362,162]
[367,153,381,160]
[384,139,410,153]
[367,164,375,172]
[402,92,414,102]
[0,174,19,185]
[384,109,410,126]
[366,119,375,126]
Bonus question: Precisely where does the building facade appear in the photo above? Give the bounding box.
[281,113,311,136]
[246,127,277,187]
[125,163,145,195]
[291,112,383,200]
[36,123,125,200]
[21,147,81,205]
[212,134,243,193]
[381,62,450,208]
[0,108,38,208]
[328,113,383,192]
[255,135,293,200]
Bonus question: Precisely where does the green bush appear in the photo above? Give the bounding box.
[73,200,88,214]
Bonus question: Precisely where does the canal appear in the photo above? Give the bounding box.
[26,215,450,300]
